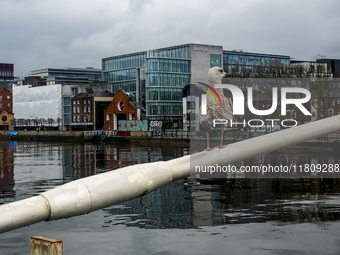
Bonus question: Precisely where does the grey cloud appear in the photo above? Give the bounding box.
[1,0,339,77]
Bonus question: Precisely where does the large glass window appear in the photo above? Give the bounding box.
[210,54,221,67]
[112,81,137,94]
[64,106,71,114]
[148,46,190,59]
[146,73,190,87]
[223,52,290,76]
[103,53,146,71]
[64,115,71,125]
[147,88,183,101]
[71,88,79,96]
[147,102,183,116]
[103,68,137,83]
[63,97,71,105]
[147,59,190,73]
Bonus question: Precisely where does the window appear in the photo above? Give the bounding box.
[64,106,71,114]
[73,101,76,105]
[7,96,10,99]
[88,106,91,112]
[73,115,76,122]
[77,107,80,113]
[84,106,87,113]
[106,114,110,121]
[73,107,76,113]
[77,115,80,122]
[71,88,79,96]
[210,54,221,67]
[64,97,71,105]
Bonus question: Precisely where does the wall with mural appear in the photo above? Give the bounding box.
[118,120,148,131]
[149,121,162,136]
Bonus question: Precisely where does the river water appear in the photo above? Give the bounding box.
[1,140,340,254]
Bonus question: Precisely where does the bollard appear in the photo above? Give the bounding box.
[30,236,63,255]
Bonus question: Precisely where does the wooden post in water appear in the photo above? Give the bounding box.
[30,236,63,255]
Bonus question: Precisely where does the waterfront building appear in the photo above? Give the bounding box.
[71,90,114,130]
[104,90,138,131]
[102,43,223,129]
[17,67,102,87]
[0,87,13,113]
[223,50,290,77]
[0,63,15,91]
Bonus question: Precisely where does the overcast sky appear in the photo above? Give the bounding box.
[1,0,339,78]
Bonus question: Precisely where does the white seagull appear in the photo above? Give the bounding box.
[199,67,233,150]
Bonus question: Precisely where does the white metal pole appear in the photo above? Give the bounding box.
[1,115,340,233]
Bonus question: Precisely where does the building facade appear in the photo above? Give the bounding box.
[104,90,138,131]
[317,59,340,78]
[0,109,14,130]
[71,91,114,130]
[18,67,102,86]
[0,63,15,91]
[13,84,63,130]
[0,87,13,113]
[102,43,223,129]
[223,50,290,77]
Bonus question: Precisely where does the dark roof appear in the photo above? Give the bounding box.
[73,90,114,98]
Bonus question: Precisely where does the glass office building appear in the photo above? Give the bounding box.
[102,43,223,129]
[29,67,102,86]
[223,51,290,77]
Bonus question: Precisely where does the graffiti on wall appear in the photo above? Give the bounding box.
[118,120,148,131]
[149,121,162,137]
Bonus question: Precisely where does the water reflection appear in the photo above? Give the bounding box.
[0,141,15,199]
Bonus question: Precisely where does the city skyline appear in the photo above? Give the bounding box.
[1,0,339,77]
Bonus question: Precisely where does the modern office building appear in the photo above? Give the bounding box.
[102,43,223,129]
[19,67,102,86]
[223,50,290,77]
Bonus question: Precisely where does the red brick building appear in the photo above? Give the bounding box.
[71,90,114,130]
[104,90,138,131]
[0,87,13,113]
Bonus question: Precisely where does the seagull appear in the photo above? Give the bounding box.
[199,67,233,150]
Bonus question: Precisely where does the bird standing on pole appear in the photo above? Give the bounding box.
[199,67,233,150]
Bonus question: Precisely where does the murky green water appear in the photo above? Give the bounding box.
[1,140,340,254]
